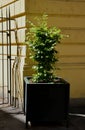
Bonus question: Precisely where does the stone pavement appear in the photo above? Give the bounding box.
[0,104,85,130]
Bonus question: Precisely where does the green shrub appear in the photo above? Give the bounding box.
[26,15,63,83]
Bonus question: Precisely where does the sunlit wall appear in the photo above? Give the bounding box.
[24,0,85,98]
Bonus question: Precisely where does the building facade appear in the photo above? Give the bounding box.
[0,0,85,105]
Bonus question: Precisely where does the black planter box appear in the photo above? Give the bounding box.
[23,77,70,128]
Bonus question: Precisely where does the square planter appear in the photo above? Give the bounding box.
[23,76,70,128]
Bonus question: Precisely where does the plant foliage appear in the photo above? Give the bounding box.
[26,15,63,83]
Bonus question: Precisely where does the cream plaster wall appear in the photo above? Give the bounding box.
[0,0,26,103]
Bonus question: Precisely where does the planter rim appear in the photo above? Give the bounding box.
[24,76,69,85]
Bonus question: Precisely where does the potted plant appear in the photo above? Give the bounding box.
[24,15,70,128]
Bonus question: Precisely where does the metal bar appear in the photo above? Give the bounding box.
[8,7,12,105]
[6,8,9,104]
[1,8,4,104]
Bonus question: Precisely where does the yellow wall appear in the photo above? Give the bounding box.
[25,0,85,98]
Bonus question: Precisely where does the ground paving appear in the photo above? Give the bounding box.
[0,104,85,130]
